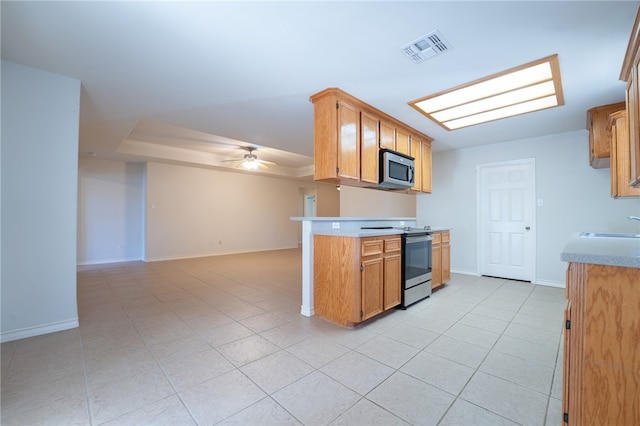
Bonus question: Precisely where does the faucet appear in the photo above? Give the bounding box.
[628,216,640,221]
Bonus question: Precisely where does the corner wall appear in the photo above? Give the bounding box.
[1,61,81,342]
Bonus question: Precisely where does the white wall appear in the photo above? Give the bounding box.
[340,185,416,217]
[145,162,313,261]
[77,157,144,264]
[1,61,81,342]
[417,130,640,286]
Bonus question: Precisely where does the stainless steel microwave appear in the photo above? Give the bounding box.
[379,149,415,189]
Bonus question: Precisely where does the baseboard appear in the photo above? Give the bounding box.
[451,268,479,276]
[143,245,300,263]
[1,318,79,343]
[535,279,565,288]
[77,257,142,266]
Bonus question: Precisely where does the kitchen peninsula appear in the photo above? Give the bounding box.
[560,232,640,425]
[291,217,450,326]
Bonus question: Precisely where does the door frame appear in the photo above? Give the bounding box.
[476,158,537,283]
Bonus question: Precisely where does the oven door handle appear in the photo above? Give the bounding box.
[405,235,433,243]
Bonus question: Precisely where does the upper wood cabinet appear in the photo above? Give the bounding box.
[620,6,640,187]
[587,102,625,169]
[608,110,640,197]
[312,92,360,182]
[310,88,434,193]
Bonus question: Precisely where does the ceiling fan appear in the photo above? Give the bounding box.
[221,146,276,170]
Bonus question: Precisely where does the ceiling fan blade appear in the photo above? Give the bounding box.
[257,159,277,166]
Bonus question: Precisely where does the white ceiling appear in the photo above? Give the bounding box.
[2,1,638,178]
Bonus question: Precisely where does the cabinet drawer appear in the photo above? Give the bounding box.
[384,238,401,253]
[361,239,383,256]
[432,232,442,244]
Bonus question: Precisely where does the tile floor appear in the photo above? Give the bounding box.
[1,248,566,425]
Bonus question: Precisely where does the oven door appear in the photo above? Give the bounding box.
[404,234,432,288]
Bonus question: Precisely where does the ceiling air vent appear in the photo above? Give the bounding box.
[400,30,452,64]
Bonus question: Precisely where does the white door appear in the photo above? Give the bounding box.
[477,159,535,282]
[304,194,316,217]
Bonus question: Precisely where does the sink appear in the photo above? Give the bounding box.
[580,232,640,239]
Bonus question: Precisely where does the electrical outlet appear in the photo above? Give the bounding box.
[332,222,340,229]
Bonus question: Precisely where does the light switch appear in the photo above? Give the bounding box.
[537,199,544,207]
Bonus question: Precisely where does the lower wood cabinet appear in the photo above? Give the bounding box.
[432,230,450,290]
[314,234,401,327]
[563,262,640,425]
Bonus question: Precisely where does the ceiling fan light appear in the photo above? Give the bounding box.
[242,159,259,170]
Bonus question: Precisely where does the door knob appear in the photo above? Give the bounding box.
[525,226,531,230]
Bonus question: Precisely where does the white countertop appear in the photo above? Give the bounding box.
[561,232,640,269]
[313,226,451,238]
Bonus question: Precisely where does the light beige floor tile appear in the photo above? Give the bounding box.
[272,371,360,426]
[511,311,564,333]
[217,334,280,366]
[158,347,235,391]
[200,321,255,347]
[355,335,419,369]
[312,324,378,349]
[286,336,350,368]
[87,368,174,425]
[147,332,212,360]
[101,394,196,426]
[84,345,159,386]
[402,312,457,334]
[458,312,510,334]
[443,323,501,349]
[179,369,266,425]
[546,397,562,425]
[366,371,455,425]
[460,371,548,425]
[260,319,317,348]
[401,351,475,395]
[0,392,90,426]
[330,398,410,425]
[240,311,291,332]
[382,322,440,349]
[439,398,519,426]
[471,304,517,321]
[321,351,394,395]
[218,397,302,425]
[492,334,558,368]
[424,335,490,369]
[480,350,554,394]
[240,350,314,394]
[503,321,562,347]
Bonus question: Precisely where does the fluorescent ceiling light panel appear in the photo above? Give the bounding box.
[409,55,564,130]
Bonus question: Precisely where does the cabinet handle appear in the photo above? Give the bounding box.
[360,265,364,272]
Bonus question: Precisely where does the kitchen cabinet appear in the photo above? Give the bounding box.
[395,127,410,156]
[562,262,640,425]
[312,91,360,182]
[431,230,450,290]
[361,111,380,184]
[310,88,434,192]
[314,234,401,327]
[586,102,625,169]
[608,110,640,197]
[620,7,640,187]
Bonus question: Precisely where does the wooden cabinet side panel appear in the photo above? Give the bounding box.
[383,254,401,310]
[313,236,359,326]
[432,240,442,288]
[565,262,587,426]
[582,264,640,425]
[361,111,379,184]
[442,241,451,283]
[313,95,338,180]
[421,141,433,193]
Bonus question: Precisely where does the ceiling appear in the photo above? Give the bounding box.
[2,1,638,179]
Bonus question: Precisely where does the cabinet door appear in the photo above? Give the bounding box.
[361,257,384,321]
[629,56,640,187]
[432,233,442,288]
[380,120,395,150]
[410,137,423,191]
[421,141,432,193]
[442,237,451,283]
[396,128,410,156]
[338,100,360,180]
[361,111,379,184]
[610,111,640,197]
